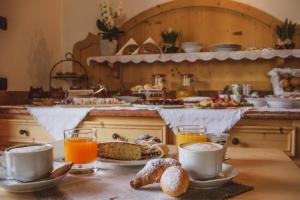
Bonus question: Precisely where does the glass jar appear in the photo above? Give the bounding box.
[176,74,196,99]
[176,125,208,146]
[153,74,166,90]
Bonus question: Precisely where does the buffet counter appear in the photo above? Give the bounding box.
[0,105,300,160]
[1,105,300,119]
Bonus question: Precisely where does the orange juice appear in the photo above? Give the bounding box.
[176,132,208,146]
[64,138,97,164]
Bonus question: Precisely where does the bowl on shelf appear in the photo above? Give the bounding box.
[265,98,293,108]
[245,98,267,108]
[181,42,203,53]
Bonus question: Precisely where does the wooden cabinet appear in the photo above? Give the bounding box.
[79,116,167,143]
[0,114,168,150]
[0,117,52,150]
[0,113,298,158]
[229,119,296,156]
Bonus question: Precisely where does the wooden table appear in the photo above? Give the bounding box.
[1,147,300,200]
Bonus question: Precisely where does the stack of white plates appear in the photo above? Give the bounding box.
[210,44,241,52]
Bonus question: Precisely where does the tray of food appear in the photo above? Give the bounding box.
[194,97,252,109]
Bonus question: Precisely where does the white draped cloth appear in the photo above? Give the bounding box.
[27,106,250,140]
[158,108,250,134]
[27,107,93,140]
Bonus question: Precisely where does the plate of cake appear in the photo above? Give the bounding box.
[97,135,170,166]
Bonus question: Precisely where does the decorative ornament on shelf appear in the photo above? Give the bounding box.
[161,28,179,53]
[97,0,125,56]
[275,18,297,49]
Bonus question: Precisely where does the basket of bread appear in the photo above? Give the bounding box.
[268,68,300,96]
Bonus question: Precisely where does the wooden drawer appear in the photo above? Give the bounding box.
[79,117,167,143]
[0,119,52,143]
[228,125,296,156]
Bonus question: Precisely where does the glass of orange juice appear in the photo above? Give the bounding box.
[176,125,208,146]
[64,128,97,175]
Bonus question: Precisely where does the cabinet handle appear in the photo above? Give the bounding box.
[112,133,120,140]
[19,129,30,137]
[232,138,240,145]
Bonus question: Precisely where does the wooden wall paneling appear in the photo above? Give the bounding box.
[74,0,290,91]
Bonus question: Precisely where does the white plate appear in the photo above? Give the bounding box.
[0,160,68,193]
[97,156,161,167]
[132,104,184,109]
[189,163,239,189]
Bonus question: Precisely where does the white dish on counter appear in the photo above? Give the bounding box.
[265,98,294,108]
[0,160,68,193]
[114,96,141,103]
[245,98,267,108]
[189,163,239,189]
[132,104,184,109]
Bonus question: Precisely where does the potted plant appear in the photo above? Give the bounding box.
[275,18,297,49]
[97,1,125,56]
[161,28,179,53]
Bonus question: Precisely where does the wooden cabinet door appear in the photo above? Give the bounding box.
[0,118,52,145]
[79,117,167,143]
[229,125,296,156]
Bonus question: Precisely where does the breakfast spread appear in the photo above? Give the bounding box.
[136,98,183,105]
[196,97,251,108]
[72,97,125,105]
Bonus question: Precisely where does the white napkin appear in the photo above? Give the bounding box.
[27,107,93,140]
[158,108,250,134]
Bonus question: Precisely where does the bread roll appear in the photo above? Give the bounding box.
[160,166,189,197]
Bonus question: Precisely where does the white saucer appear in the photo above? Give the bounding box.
[0,159,68,193]
[189,163,239,189]
[132,104,184,109]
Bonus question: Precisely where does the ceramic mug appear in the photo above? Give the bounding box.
[179,142,223,180]
[1,144,53,182]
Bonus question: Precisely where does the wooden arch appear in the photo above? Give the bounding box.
[118,0,282,48]
[73,0,288,91]
[121,0,281,32]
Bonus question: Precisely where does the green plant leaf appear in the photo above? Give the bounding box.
[97,19,109,32]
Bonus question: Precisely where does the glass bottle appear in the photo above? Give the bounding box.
[176,74,196,99]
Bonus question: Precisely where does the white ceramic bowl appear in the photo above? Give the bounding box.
[181,42,203,53]
[245,98,267,108]
[115,96,141,103]
[265,98,293,108]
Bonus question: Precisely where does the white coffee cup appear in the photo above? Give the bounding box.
[179,142,223,180]
[3,144,53,182]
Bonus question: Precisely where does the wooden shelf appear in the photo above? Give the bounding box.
[87,49,300,65]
